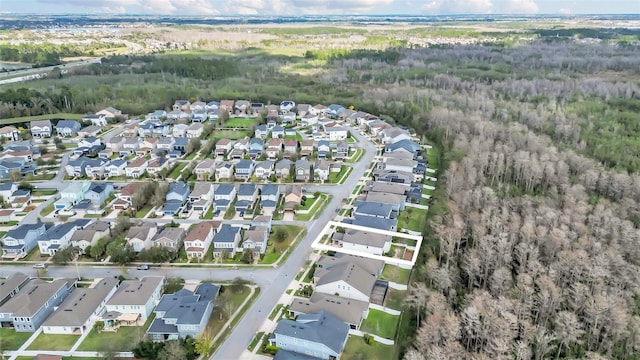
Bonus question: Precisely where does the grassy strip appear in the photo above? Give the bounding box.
[342,335,396,360]
[268,304,283,320]
[380,264,412,285]
[294,194,330,221]
[247,331,265,351]
[41,203,55,217]
[27,334,80,351]
[0,113,84,125]
[134,205,152,218]
[208,286,261,355]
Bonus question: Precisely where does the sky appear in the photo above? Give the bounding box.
[0,0,638,15]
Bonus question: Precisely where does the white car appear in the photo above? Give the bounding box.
[33,263,47,269]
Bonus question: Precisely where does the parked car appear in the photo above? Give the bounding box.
[33,263,47,269]
[136,264,150,270]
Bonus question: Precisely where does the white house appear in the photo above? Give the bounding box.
[125,223,157,252]
[314,262,376,303]
[183,221,218,259]
[333,229,391,256]
[104,277,164,323]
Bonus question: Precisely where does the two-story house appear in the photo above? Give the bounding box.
[215,162,235,181]
[106,137,125,153]
[125,157,148,178]
[189,182,215,212]
[85,182,114,206]
[186,123,203,138]
[146,157,170,177]
[104,276,164,323]
[300,140,315,157]
[214,139,233,157]
[184,221,219,259]
[38,223,76,256]
[260,184,280,215]
[126,222,158,252]
[121,137,141,156]
[275,159,292,180]
[163,181,190,216]
[314,159,330,183]
[55,120,82,137]
[1,223,46,258]
[152,227,186,252]
[55,181,90,210]
[265,138,283,159]
[242,225,269,258]
[295,160,311,182]
[248,138,264,159]
[195,158,216,181]
[212,225,241,257]
[83,113,108,126]
[235,183,258,215]
[30,120,52,138]
[0,126,20,141]
[254,160,274,180]
[214,184,236,211]
[234,159,254,180]
[254,125,269,139]
[283,139,298,156]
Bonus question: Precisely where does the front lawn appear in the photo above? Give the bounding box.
[168,162,187,179]
[0,328,32,350]
[204,285,251,341]
[329,166,351,184]
[27,333,79,351]
[31,189,58,196]
[397,207,427,233]
[380,265,411,285]
[134,205,152,219]
[342,335,396,360]
[40,203,55,217]
[224,118,257,128]
[359,309,400,340]
[261,225,304,264]
[76,314,155,351]
[294,194,330,221]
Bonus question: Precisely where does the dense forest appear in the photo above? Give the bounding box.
[1,33,639,359]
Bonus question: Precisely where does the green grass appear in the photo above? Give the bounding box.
[223,201,236,220]
[261,225,304,264]
[0,220,19,225]
[168,162,187,179]
[380,265,411,285]
[0,113,84,126]
[269,304,283,320]
[295,194,330,221]
[185,151,198,160]
[134,205,152,218]
[329,166,352,184]
[247,331,265,351]
[384,288,406,310]
[397,207,428,233]
[76,313,155,351]
[0,328,32,350]
[360,309,400,340]
[345,148,364,163]
[27,333,80,351]
[342,335,397,360]
[31,189,58,196]
[40,202,55,217]
[224,118,257,128]
[208,129,250,141]
[203,204,215,219]
[207,286,260,355]
[203,285,252,348]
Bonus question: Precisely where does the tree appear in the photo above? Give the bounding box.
[158,340,187,360]
[132,340,164,360]
[230,277,248,294]
[9,170,21,182]
[152,182,169,208]
[113,215,131,235]
[90,238,107,260]
[274,228,287,244]
[51,246,75,265]
[185,138,201,155]
[139,246,176,263]
[194,331,213,357]
[241,249,254,264]
[106,242,135,265]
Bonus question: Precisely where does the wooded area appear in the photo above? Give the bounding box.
[0,29,639,359]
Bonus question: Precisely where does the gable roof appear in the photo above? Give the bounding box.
[274,310,348,354]
[106,277,164,306]
[289,292,369,327]
[261,184,279,196]
[238,183,257,196]
[214,224,240,243]
[316,262,376,298]
[0,278,72,317]
[185,221,218,242]
[5,222,45,240]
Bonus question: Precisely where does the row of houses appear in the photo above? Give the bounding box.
[28,108,122,138]
[0,142,38,181]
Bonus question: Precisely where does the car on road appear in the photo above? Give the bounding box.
[136,264,150,270]
[33,263,47,269]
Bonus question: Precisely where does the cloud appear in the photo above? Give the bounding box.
[421,0,494,14]
[37,0,219,14]
[290,0,395,13]
[502,0,538,13]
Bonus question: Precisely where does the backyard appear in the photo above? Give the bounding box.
[384,288,407,311]
[27,333,80,351]
[224,118,257,128]
[0,328,32,350]
[75,314,156,351]
[397,207,427,233]
[359,309,400,340]
[168,162,187,179]
[379,264,411,285]
[342,335,396,360]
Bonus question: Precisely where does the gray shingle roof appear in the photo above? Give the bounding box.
[106,277,164,306]
[0,279,72,317]
[274,310,348,354]
[214,225,240,243]
[5,223,45,240]
[289,292,369,327]
[316,262,376,298]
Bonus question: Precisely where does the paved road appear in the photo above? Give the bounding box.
[0,59,102,84]
[212,130,376,359]
[11,127,377,359]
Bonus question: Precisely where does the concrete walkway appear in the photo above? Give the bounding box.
[405,203,429,210]
[9,327,42,360]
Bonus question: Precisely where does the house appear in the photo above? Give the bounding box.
[190,101,206,112]
[334,140,350,160]
[266,139,283,159]
[30,120,52,138]
[146,157,170,176]
[295,160,311,182]
[42,277,119,335]
[384,139,421,157]
[214,184,236,211]
[0,159,32,180]
[195,158,216,180]
[365,191,406,212]
[205,101,220,112]
[352,201,396,219]
[38,223,77,256]
[284,185,302,211]
[70,221,110,254]
[379,158,418,175]
[103,277,164,324]
[234,100,250,116]
[300,140,314,157]
[189,182,215,212]
[260,184,279,215]
[271,125,285,139]
[235,159,254,179]
[173,137,189,153]
[97,107,122,119]
[282,112,296,125]
[283,139,298,155]
[0,278,74,332]
[82,113,108,126]
[317,140,331,159]
[249,102,264,116]
[172,123,189,138]
[173,100,191,111]
[214,139,233,157]
[138,123,154,138]
[219,100,235,115]
[325,126,348,141]
[191,109,208,122]
[280,100,296,113]
[316,253,384,279]
[233,138,249,152]
[270,311,349,360]
[0,126,20,141]
[314,262,377,302]
[289,292,369,330]
[248,138,265,159]
[1,222,46,258]
[275,159,292,180]
[333,229,392,256]
[314,159,330,182]
[121,124,138,138]
[156,137,175,152]
[184,221,218,259]
[215,162,235,180]
[236,183,258,214]
[254,160,274,180]
[187,123,204,138]
[368,120,392,135]
[77,125,102,139]
[106,137,125,152]
[327,104,346,118]
[338,109,356,122]
[114,182,143,210]
[152,227,186,252]
[121,137,141,155]
[54,120,81,137]
[296,104,313,117]
[86,182,114,206]
[163,181,189,216]
[380,127,412,144]
[242,225,269,257]
[125,157,148,178]
[55,181,90,210]
[64,156,94,177]
[0,182,17,201]
[212,225,241,257]
[146,110,166,122]
[147,283,219,341]
[0,272,29,306]
[126,223,158,252]
[301,113,319,126]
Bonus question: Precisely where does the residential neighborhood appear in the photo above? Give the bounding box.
[0,99,434,360]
